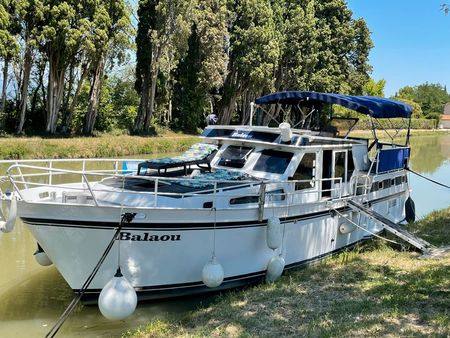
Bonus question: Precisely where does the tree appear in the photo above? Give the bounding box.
[134,0,191,134]
[172,0,228,132]
[172,24,204,132]
[33,1,91,134]
[363,78,386,97]
[0,0,19,126]
[82,0,133,135]
[217,0,281,124]
[15,0,40,134]
[395,83,449,117]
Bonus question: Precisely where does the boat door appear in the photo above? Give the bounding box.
[321,149,349,198]
[331,150,348,197]
[321,150,332,198]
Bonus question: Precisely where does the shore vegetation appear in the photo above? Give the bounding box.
[125,207,450,338]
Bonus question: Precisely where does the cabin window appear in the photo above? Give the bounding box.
[395,176,402,185]
[267,189,286,202]
[334,151,346,182]
[347,151,355,182]
[218,145,253,168]
[292,153,316,190]
[253,149,293,174]
[230,189,285,205]
[230,195,259,205]
[371,182,378,192]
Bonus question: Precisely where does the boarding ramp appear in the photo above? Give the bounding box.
[347,200,432,253]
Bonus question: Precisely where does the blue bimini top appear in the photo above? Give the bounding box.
[255,91,412,119]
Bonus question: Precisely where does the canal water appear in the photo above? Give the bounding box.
[0,133,449,338]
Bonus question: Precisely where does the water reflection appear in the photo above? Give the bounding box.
[0,134,449,337]
[409,134,450,173]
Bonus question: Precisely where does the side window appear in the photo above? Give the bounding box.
[292,153,316,190]
[334,151,346,182]
[347,150,355,182]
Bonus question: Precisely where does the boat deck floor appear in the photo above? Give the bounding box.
[99,175,258,195]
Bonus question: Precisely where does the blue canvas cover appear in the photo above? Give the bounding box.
[377,148,410,172]
[255,91,412,119]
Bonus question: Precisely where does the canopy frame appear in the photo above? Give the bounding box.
[252,91,413,146]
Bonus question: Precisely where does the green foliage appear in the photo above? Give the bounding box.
[395,83,450,117]
[363,78,386,97]
[134,0,156,94]
[172,24,205,133]
[73,71,139,134]
[0,0,19,59]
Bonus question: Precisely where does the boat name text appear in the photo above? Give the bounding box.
[119,232,181,242]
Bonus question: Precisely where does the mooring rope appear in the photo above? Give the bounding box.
[45,213,135,338]
[406,168,450,189]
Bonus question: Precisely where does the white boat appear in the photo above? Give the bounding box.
[0,91,416,303]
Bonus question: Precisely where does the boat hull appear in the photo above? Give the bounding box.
[20,191,407,303]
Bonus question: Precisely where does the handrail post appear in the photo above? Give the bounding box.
[213,181,218,213]
[82,160,86,184]
[49,160,53,186]
[82,173,99,206]
[154,178,159,207]
[15,162,28,189]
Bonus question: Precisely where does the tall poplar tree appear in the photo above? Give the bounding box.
[172,0,228,132]
[217,0,281,124]
[134,0,191,134]
[0,0,19,124]
[83,0,132,135]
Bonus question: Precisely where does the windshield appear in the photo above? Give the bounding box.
[253,149,293,174]
[218,145,254,168]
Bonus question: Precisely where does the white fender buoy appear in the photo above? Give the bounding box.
[34,244,52,266]
[98,268,137,320]
[339,222,357,234]
[202,256,224,288]
[279,122,292,143]
[0,198,17,233]
[266,216,282,250]
[266,255,285,283]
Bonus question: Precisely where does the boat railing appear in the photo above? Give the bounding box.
[0,162,351,211]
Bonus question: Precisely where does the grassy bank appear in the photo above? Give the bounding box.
[126,208,450,338]
[0,129,447,160]
[0,133,199,160]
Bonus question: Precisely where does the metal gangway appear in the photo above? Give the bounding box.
[346,199,432,253]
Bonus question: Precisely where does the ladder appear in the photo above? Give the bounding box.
[347,199,433,253]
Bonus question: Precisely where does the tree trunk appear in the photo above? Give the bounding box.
[1,58,9,125]
[60,63,75,134]
[46,55,66,134]
[16,45,33,134]
[134,71,150,133]
[83,56,105,135]
[143,70,158,132]
[30,61,46,117]
[64,64,88,134]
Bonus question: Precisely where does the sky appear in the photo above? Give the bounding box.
[347,0,450,97]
